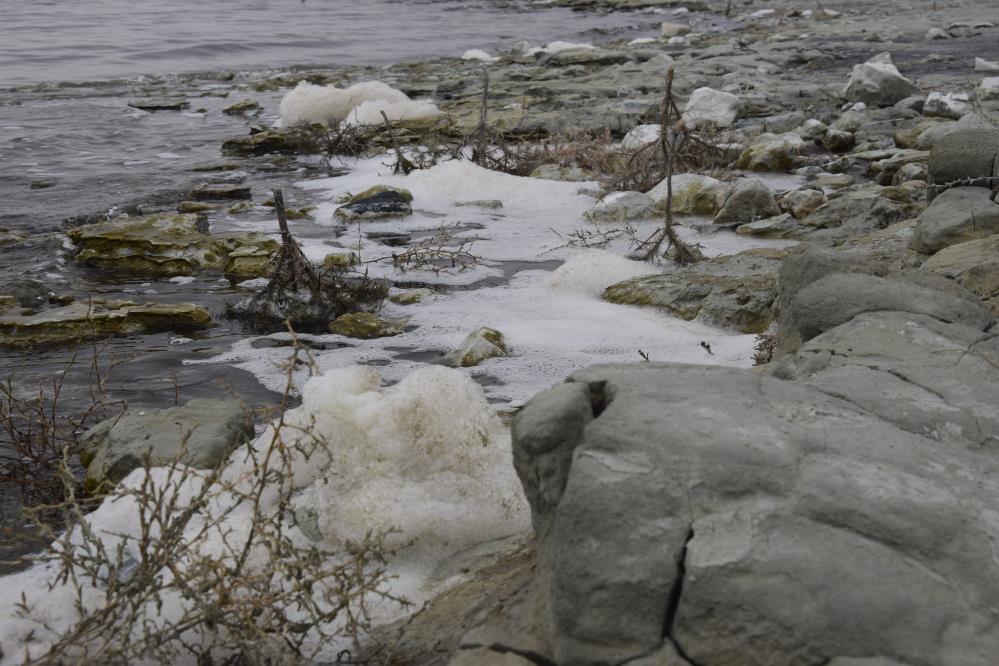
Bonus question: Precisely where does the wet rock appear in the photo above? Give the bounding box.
[80,399,253,492]
[344,185,414,204]
[801,185,910,237]
[682,87,741,129]
[976,57,999,73]
[442,327,509,367]
[322,251,360,269]
[736,213,803,239]
[389,288,432,305]
[762,111,806,134]
[620,124,660,151]
[603,248,788,334]
[221,124,326,156]
[190,183,252,201]
[660,22,690,37]
[334,190,413,220]
[923,91,971,119]
[842,52,916,106]
[177,201,218,213]
[544,48,632,66]
[0,228,28,247]
[924,235,999,313]
[894,95,925,113]
[796,118,829,141]
[782,188,827,219]
[823,128,855,152]
[736,132,804,171]
[127,98,190,111]
[814,173,855,188]
[529,164,595,182]
[910,187,999,253]
[0,296,18,314]
[328,312,406,338]
[713,178,779,225]
[891,162,927,185]
[66,213,279,277]
[978,77,999,101]
[648,174,731,215]
[0,300,213,349]
[454,199,503,209]
[224,244,278,282]
[587,191,656,221]
[222,99,261,115]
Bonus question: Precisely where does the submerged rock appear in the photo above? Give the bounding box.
[66,213,279,277]
[127,98,190,111]
[334,190,413,220]
[0,300,213,349]
[189,183,252,201]
[603,248,788,333]
[80,399,253,492]
[443,327,509,367]
[328,312,406,338]
[222,99,261,115]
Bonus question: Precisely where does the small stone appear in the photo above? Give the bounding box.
[328,312,406,338]
[343,185,414,204]
[587,191,656,221]
[228,201,255,214]
[454,199,503,209]
[442,327,509,367]
[0,296,18,314]
[322,252,360,269]
[714,179,779,225]
[223,99,261,115]
[389,289,432,305]
[824,129,856,152]
[736,213,803,239]
[796,119,829,141]
[736,132,804,171]
[177,201,218,213]
[660,22,691,37]
[621,124,661,151]
[815,173,855,188]
[782,189,828,219]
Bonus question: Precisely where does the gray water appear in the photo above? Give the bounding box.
[0,0,647,86]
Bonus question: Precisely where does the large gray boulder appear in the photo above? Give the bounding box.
[788,272,993,342]
[909,186,999,253]
[505,306,999,664]
[81,399,253,491]
[924,234,999,313]
[926,128,999,199]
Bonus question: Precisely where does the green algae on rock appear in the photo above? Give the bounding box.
[67,213,279,278]
[443,327,509,367]
[328,312,407,338]
[0,299,213,349]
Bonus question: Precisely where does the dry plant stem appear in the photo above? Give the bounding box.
[381,111,414,175]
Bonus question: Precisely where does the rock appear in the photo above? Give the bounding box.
[221,125,326,156]
[682,87,741,129]
[831,109,868,133]
[322,252,360,269]
[621,124,660,151]
[587,191,656,221]
[924,235,999,312]
[787,272,992,343]
[224,244,278,282]
[648,174,731,215]
[603,248,788,333]
[666,36,689,47]
[344,185,414,203]
[823,128,855,152]
[80,399,253,492]
[66,213,279,277]
[442,327,509,367]
[923,91,971,119]
[910,187,999,253]
[796,118,829,141]
[660,22,691,37]
[713,178,779,225]
[814,173,855,188]
[736,132,804,171]
[454,199,503,209]
[736,213,803,239]
[762,111,806,134]
[0,296,18,314]
[926,128,999,198]
[222,99,261,115]
[176,201,218,214]
[978,77,999,101]
[894,95,926,113]
[389,288,432,305]
[449,648,534,666]
[0,228,28,247]
[782,188,827,219]
[190,183,252,201]
[334,190,413,220]
[975,57,999,73]
[891,162,927,185]
[544,48,632,66]
[328,312,406,338]
[926,27,950,39]
[510,319,999,665]
[127,98,190,111]
[529,164,595,182]
[879,180,927,204]
[0,300,213,349]
[842,52,916,106]
[800,185,910,237]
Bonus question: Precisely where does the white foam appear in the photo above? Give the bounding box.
[461,48,498,63]
[278,80,410,126]
[345,98,442,126]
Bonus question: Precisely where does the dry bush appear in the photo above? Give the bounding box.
[13,336,405,665]
[376,223,482,274]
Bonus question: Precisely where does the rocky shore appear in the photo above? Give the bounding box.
[2,0,999,663]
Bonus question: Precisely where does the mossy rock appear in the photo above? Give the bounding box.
[0,300,213,349]
[443,327,509,367]
[177,201,218,213]
[221,124,327,156]
[223,99,261,115]
[342,185,414,204]
[328,312,406,339]
[322,252,360,270]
